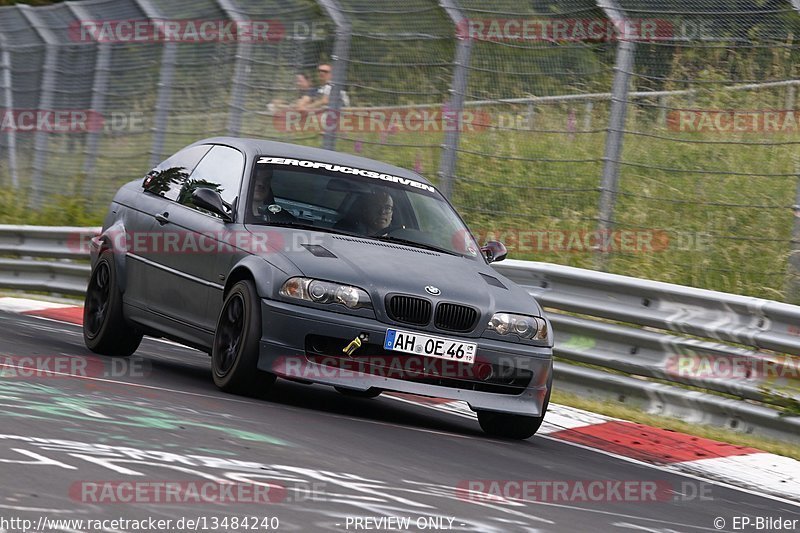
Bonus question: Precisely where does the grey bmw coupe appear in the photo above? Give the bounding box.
[83,137,553,439]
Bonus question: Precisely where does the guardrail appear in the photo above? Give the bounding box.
[1,225,798,442]
[0,225,97,295]
[494,260,800,443]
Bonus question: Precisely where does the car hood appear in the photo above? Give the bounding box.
[249,227,544,317]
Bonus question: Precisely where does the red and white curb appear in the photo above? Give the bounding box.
[387,393,800,503]
[0,297,84,325]
[2,296,799,503]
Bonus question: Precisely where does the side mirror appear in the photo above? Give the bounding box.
[481,241,507,263]
[192,188,234,222]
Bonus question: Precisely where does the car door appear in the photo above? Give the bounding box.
[128,144,212,311]
[140,145,246,338]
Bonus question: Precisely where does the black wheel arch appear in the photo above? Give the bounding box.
[93,220,129,294]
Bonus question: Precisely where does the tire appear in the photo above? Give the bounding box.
[83,250,142,356]
[477,375,552,440]
[211,280,276,396]
[334,386,381,399]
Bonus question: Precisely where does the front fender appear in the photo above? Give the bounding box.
[224,255,289,300]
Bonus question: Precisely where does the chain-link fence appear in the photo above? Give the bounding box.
[2,0,800,302]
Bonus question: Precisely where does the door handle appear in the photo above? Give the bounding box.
[154,212,169,225]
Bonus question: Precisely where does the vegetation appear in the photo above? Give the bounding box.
[2,1,800,303]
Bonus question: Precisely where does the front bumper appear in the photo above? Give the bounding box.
[257,298,552,416]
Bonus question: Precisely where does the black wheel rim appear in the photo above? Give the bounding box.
[85,261,111,338]
[215,293,245,376]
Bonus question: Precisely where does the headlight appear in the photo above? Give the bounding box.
[279,277,372,310]
[487,313,548,341]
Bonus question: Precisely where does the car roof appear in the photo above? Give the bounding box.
[190,136,434,187]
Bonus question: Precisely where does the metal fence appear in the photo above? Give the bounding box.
[3,1,800,303]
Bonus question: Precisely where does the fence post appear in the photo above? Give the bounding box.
[316,0,350,152]
[66,3,110,184]
[437,0,472,200]
[786,83,797,111]
[595,0,635,271]
[216,0,251,137]
[134,0,174,168]
[658,95,668,126]
[17,5,59,206]
[583,100,594,131]
[786,2,800,301]
[0,32,18,189]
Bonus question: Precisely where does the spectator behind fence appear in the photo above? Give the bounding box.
[297,63,350,111]
[268,73,317,113]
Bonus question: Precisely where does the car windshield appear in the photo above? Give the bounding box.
[247,157,480,258]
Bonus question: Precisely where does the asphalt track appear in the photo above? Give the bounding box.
[0,310,798,533]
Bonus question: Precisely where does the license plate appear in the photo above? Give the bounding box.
[384,328,476,364]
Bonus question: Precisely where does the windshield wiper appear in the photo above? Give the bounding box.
[373,235,458,256]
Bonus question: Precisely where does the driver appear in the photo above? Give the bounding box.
[251,168,274,216]
[251,167,295,222]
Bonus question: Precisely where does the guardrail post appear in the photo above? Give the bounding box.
[17,5,59,206]
[216,0,251,137]
[134,0,174,168]
[595,0,635,271]
[438,0,473,200]
[0,33,18,189]
[66,3,111,185]
[316,0,350,152]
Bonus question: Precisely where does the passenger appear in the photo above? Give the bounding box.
[335,191,394,235]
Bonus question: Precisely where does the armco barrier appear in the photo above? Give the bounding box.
[0,225,98,295]
[0,225,798,442]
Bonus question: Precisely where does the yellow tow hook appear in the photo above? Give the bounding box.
[343,333,368,356]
